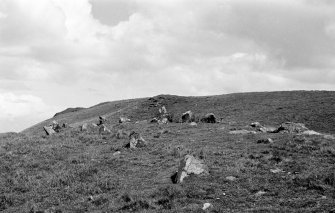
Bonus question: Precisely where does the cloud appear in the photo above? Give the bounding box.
[0,0,335,132]
[0,93,59,132]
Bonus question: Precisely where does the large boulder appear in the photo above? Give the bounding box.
[44,126,56,135]
[274,122,308,133]
[201,113,216,123]
[182,111,193,123]
[174,155,208,183]
[127,131,147,148]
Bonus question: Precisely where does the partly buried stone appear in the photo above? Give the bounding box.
[98,116,107,126]
[226,176,237,181]
[174,155,209,183]
[274,122,308,133]
[158,117,168,124]
[52,120,62,132]
[250,122,262,128]
[229,129,257,135]
[99,124,111,134]
[201,113,216,123]
[81,123,88,131]
[119,117,130,123]
[257,138,274,144]
[44,126,56,135]
[127,131,147,148]
[190,122,197,126]
[259,126,277,133]
[182,111,193,123]
[301,130,321,136]
[150,118,159,123]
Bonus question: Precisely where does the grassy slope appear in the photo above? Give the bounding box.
[1,91,335,212]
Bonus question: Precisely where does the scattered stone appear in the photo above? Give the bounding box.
[251,122,262,128]
[174,155,209,183]
[99,124,111,134]
[182,111,193,123]
[258,126,277,133]
[226,176,237,181]
[257,138,274,144]
[119,117,130,123]
[270,168,284,174]
[128,131,147,148]
[274,122,308,133]
[81,123,88,131]
[229,130,257,134]
[150,118,159,123]
[51,120,61,132]
[43,126,56,135]
[255,191,266,197]
[301,130,321,135]
[159,105,167,114]
[113,151,121,156]
[201,113,216,123]
[202,203,213,210]
[158,117,168,124]
[98,116,107,126]
[190,122,197,126]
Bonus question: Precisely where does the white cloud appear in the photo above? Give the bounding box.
[0,0,335,132]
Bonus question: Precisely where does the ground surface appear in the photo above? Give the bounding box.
[1,91,335,212]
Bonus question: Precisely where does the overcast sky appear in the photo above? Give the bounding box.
[0,0,335,132]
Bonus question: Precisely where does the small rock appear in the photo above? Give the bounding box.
[81,123,88,131]
[182,111,193,123]
[226,176,237,181]
[201,113,216,123]
[257,138,274,144]
[113,151,121,156]
[128,131,147,148]
[190,122,197,126]
[202,203,213,210]
[270,168,283,174]
[174,155,208,183]
[251,122,262,128]
[99,124,111,134]
[229,130,257,134]
[98,116,107,126]
[255,191,266,197]
[119,117,130,123]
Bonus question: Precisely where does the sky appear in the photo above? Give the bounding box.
[0,0,335,133]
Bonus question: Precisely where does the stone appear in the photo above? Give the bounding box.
[202,203,213,210]
[190,122,197,126]
[62,123,68,128]
[128,131,147,148]
[182,111,193,123]
[159,106,167,114]
[175,155,208,183]
[52,120,61,132]
[81,123,88,131]
[257,138,274,144]
[150,118,159,123]
[201,113,217,123]
[301,130,321,135]
[99,124,111,134]
[113,151,121,156]
[229,130,257,134]
[119,117,130,123]
[274,122,308,133]
[251,122,262,128]
[255,191,266,197]
[259,126,277,133]
[158,117,168,124]
[98,116,107,126]
[44,126,56,135]
[270,168,283,173]
[226,176,237,181]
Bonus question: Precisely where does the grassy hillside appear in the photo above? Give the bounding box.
[1,91,335,212]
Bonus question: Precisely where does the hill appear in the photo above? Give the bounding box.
[1,90,335,212]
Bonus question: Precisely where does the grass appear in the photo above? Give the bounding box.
[1,91,335,212]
